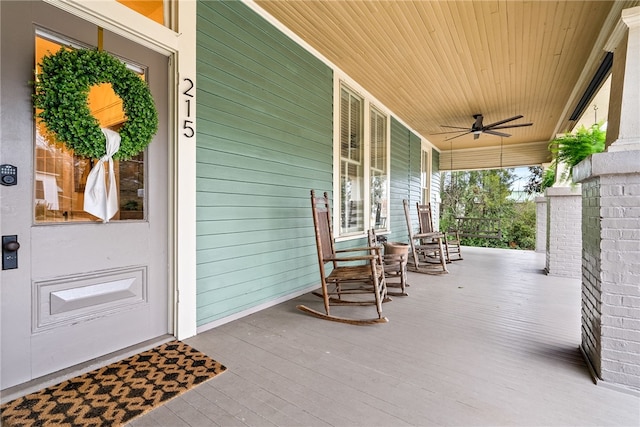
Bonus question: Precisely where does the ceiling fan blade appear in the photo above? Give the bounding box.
[489,122,533,130]
[483,115,523,129]
[431,129,472,135]
[483,129,511,138]
[440,125,472,130]
[444,131,472,141]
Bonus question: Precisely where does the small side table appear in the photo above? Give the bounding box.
[382,242,409,296]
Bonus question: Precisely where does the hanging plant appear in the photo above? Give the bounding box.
[33,48,158,160]
[543,123,606,188]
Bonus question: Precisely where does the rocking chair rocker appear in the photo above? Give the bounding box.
[297,190,389,325]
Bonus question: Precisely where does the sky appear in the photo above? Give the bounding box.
[511,166,531,192]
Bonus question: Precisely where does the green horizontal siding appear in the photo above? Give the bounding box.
[432,149,440,180]
[404,131,423,239]
[386,118,421,244]
[409,132,423,204]
[196,0,333,326]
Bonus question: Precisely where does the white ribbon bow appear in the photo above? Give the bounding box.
[84,128,121,222]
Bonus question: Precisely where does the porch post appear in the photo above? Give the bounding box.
[544,187,582,278]
[607,8,640,152]
[573,6,640,393]
[534,196,547,253]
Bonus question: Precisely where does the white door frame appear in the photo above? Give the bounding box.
[44,0,198,339]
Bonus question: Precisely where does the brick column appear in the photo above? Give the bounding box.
[535,196,547,253]
[544,187,582,278]
[573,6,640,393]
[574,152,640,392]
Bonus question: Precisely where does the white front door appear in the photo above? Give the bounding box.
[1,1,171,389]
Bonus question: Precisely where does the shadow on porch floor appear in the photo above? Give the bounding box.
[130,247,639,427]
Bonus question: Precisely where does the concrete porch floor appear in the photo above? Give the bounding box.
[130,247,639,426]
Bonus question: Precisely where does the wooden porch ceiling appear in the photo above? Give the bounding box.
[255,1,635,168]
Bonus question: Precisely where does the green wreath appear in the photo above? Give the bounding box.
[33,48,158,160]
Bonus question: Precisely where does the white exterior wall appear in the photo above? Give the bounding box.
[545,187,582,278]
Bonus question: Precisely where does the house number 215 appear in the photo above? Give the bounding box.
[182,78,195,138]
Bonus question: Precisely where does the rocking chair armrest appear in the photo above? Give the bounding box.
[325,254,379,263]
[335,246,383,260]
[335,246,379,254]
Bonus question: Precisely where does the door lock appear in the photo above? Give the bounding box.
[1,164,17,186]
[2,235,20,270]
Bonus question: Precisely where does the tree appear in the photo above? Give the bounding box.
[502,200,536,249]
[440,169,522,248]
[524,166,543,195]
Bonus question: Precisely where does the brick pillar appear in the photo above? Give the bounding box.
[535,196,547,253]
[573,6,640,393]
[544,187,582,278]
[574,152,640,392]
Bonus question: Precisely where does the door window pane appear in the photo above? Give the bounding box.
[34,33,146,223]
[117,0,170,27]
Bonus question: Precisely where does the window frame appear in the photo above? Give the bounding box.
[421,144,431,204]
[369,105,389,232]
[334,80,390,240]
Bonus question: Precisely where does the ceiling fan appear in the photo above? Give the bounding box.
[433,114,533,141]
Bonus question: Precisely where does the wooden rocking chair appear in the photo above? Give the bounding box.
[403,199,448,275]
[297,190,390,325]
[417,202,463,262]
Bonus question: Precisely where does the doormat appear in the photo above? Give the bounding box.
[0,340,226,426]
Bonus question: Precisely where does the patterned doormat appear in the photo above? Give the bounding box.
[1,340,226,426]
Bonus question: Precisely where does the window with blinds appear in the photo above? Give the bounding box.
[340,86,364,234]
[421,148,430,203]
[370,107,388,230]
[338,83,389,237]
